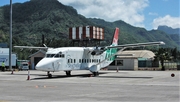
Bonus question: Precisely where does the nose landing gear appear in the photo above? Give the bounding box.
[47,71,52,78]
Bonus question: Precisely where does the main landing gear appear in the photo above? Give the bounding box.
[65,71,71,76]
[93,72,99,77]
[47,71,52,78]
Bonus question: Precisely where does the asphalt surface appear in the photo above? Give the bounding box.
[0,70,179,102]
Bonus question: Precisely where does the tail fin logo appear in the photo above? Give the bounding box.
[105,28,119,61]
[112,28,119,46]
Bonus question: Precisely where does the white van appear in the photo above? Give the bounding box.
[20,62,29,70]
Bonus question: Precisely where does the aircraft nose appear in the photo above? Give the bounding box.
[36,61,45,70]
[36,58,58,71]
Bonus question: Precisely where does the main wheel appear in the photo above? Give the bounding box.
[48,73,52,78]
[65,71,71,76]
[93,72,99,77]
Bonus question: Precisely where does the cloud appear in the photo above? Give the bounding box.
[58,0,149,28]
[148,12,158,16]
[153,15,180,29]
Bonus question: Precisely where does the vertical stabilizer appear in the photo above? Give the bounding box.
[111,28,119,46]
[105,27,119,61]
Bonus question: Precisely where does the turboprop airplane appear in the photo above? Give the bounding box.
[14,28,165,78]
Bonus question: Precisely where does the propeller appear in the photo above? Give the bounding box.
[91,46,106,55]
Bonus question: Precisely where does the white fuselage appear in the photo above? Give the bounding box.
[36,47,113,72]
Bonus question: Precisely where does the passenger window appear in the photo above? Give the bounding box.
[71,59,73,63]
[68,59,73,63]
[92,59,94,63]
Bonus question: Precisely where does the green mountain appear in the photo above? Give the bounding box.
[0,0,94,46]
[157,25,180,46]
[0,0,179,59]
[158,25,180,34]
[89,18,179,48]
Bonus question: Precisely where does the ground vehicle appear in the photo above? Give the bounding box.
[19,62,29,70]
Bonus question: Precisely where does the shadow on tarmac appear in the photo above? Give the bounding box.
[31,72,107,80]
[97,76,153,79]
[5,72,153,80]
[31,74,153,80]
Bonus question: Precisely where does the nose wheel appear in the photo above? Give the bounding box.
[47,71,52,78]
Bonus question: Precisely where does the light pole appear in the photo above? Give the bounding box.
[9,0,13,74]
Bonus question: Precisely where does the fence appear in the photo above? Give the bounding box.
[138,60,180,70]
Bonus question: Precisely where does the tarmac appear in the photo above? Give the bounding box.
[0,70,179,102]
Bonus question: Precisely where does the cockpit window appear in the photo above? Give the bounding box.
[46,54,55,58]
[46,52,65,58]
[54,54,60,58]
[60,54,64,57]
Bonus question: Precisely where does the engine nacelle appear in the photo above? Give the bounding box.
[91,51,97,55]
[91,47,105,55]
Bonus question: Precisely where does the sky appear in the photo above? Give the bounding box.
[0,0,179,30]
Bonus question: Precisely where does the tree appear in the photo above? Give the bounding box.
[154,48,171,71]
[172,47,177,61]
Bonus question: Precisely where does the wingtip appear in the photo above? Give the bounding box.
[159,41,165,45]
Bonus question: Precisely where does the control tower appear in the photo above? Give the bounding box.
[69,26,104,47]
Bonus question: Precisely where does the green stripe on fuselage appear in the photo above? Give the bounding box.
[105,48,117,61]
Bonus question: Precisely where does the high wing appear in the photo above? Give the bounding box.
[14,44,50,50]
[106,41,165,49]
[104,41,165,60]
[14,46,48,49]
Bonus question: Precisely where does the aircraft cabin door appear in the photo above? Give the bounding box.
[52,60,61,71]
